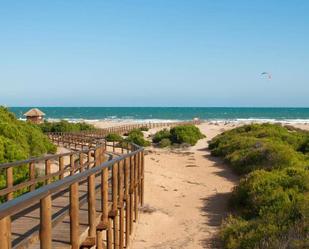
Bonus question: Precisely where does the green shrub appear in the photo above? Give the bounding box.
[209,123,309,249]
[126,133,150,147]
[0,107,56,201]
[128,128,144,137]
[0,107,56,162]
[170,125,205,146]
[209,124,309,174]
[231,168,309,219]
[152,129,171,143]
[105,133,123,142]
[124,128,149,147]
[139,126,149,131]
[159,138,171,148]
[38,120,95,133]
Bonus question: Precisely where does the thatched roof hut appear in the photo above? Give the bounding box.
[24,108,45,123]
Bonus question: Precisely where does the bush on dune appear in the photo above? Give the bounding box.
[209,124,309,174]
[152,128,171,143]
[126,129,150,147]
[139,126,149,131]
[0,107,56,162]
[209,123,309,249]
[105,133,123,142]
[170,125,205,146]
[0,107,56,199]
[159,138,171,148]
[231,168,309,218]
[38,120,95,133]
[152,125,205,147]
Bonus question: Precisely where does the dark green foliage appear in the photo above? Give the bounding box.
[126,129,150,147]
[38,120,95,133]
[0,107,56,163]
[159,138,171,148]
[170,125,205,146]
[232,168,309,219]
[139,126,149,131]
[105,133,123,142]
[128,129,143,137]
[210,123,309,249]
[152,125,205,147]
[209,124,309,174]
[0,107,56,200]
[152,129,171,143]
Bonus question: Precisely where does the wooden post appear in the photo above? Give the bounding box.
[129,156,134,232]
[118,161,124,249]
[0,217,11,249]
[112,163,119,249]
[134,154,138,221]
[45,159,51,185]
[141,151,145,206]
[96,231,103,249]
[29,162,35,191]
[124,158,130,246]
[107,219,113,249]
[70,155,75,176]
[87,150,97,239]
[40,195,52,249]
[137,152,141,204]
[59,156,64,180]
[101,167,109,225]
[70,182,80,249]
[79,153,84,172]
[6,167,13,201]
[4,167,12,249]
[88,151,92,170]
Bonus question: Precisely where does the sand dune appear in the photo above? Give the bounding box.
[131,123,239,249]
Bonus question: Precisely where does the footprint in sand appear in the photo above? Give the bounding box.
[185,164,198,168]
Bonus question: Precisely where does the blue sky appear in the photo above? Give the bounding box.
[1,0,309,107]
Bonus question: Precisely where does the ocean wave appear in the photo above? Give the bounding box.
[205,118,309,124]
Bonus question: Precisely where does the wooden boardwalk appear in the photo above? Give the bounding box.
[0,121,200,249]
[11,155,114,249]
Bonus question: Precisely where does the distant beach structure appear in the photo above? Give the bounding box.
[24,108,45,124]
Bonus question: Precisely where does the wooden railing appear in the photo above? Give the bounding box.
[0,132,144,249]
[0,120,201,248]
[78,119,201,136]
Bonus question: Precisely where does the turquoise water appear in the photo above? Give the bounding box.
[8,107,309,122]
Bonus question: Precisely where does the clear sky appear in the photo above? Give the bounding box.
[1,0,309,107]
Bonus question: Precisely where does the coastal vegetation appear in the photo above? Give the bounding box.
[0,107,56,200]
[209,123,309,249]
[126,129,151,147]
[106,128,150,147]
[38,120,95,133]
[105,133,123,142]
[152,125,205,147]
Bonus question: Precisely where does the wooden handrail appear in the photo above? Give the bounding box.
[0,120,200,248]
[0,130,143,248]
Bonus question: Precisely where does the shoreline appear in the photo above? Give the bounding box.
[18,117,309,125]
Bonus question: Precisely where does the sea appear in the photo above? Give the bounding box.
[8,107,309,124]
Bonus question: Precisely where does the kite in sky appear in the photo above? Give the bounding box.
[261,72,272,79]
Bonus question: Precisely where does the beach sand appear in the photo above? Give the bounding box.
[128,123,239,249]
[88,120,309,249]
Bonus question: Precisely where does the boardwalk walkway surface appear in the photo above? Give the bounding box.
[10,144,120,249]
[0,120,200,249]
[12,156,111,248]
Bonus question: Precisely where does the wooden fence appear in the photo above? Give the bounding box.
[77,119,201,136]
[0,120,200,249]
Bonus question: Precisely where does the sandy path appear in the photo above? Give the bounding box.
[131,123,239,249]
